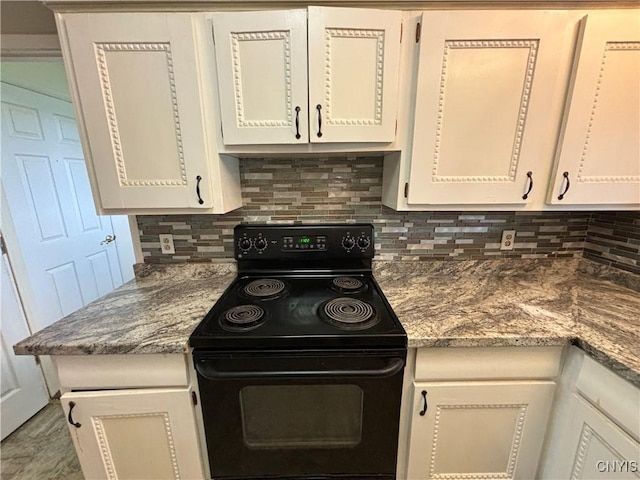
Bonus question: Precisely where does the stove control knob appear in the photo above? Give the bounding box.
[357,236,371,249]
[254,237,267,251]
[238,238,252,252]
[342,236,355,250]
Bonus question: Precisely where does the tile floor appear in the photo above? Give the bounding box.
[1,400,83,480]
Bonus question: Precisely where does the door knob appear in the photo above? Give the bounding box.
[100,235,116,245]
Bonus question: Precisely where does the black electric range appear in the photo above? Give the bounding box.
[190,224,407,480]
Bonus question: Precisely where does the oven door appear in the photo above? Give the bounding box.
[193,349,406,480]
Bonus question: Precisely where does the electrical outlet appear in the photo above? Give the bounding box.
[500,230,516,251]
[159,234,175,254]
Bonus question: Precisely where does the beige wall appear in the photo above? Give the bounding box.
[1,60,71,101]
[1,1,57,35]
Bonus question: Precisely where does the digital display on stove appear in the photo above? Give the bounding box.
[282,235,326,251]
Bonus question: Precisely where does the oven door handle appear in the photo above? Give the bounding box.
[195,357,405,379]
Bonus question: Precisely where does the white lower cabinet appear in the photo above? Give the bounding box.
[406,381,556,479]
[61,388,204,480]
[53,354,207,480]
[539,347,640,480]
[559,395,640,479]
[397,347,563,480]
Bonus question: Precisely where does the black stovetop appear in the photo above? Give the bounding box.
[190,223,406,351]
[189,273,406,350]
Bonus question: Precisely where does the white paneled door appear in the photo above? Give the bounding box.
[1,251,49,440]
[1,82,135,395]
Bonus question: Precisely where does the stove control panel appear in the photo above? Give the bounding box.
[282,235,327,251]
[234,224,374,259]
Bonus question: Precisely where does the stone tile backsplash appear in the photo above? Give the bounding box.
[137,156,638,273]
[584,212,640,275]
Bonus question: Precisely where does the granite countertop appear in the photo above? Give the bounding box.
[14,263,237,355]
[374,259,639,386]
[14,258,639,386]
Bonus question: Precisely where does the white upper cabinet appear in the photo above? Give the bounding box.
[57,12,241,213]
[307,7,401,143]
[211,10,309,145]
[407,11,572,205]
[549,11,640,206]
[212,7,401,145]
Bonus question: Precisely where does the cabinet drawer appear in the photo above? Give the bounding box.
[54,354,189,389]
[415,346,563,381]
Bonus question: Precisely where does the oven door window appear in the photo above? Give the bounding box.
[240,384,363,449]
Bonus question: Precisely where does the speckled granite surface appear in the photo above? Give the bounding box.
[14,259,639,386]
[374,259,639,386]
[13,263,236,355]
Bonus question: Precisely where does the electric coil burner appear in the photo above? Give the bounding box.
[190,224,407,480]
[331,276,367,293]
[242,278,286,299]
[320,297,379,330]
[220,305,266,332]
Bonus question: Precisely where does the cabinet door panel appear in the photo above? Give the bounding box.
[408,11,571,205]
[60,13,213,209]
[406,380,555,479]
[212,10,308,145]
[549,11,640,205]
[566,395,640,479]
[308,7,401,143]
[61,388,204,480]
